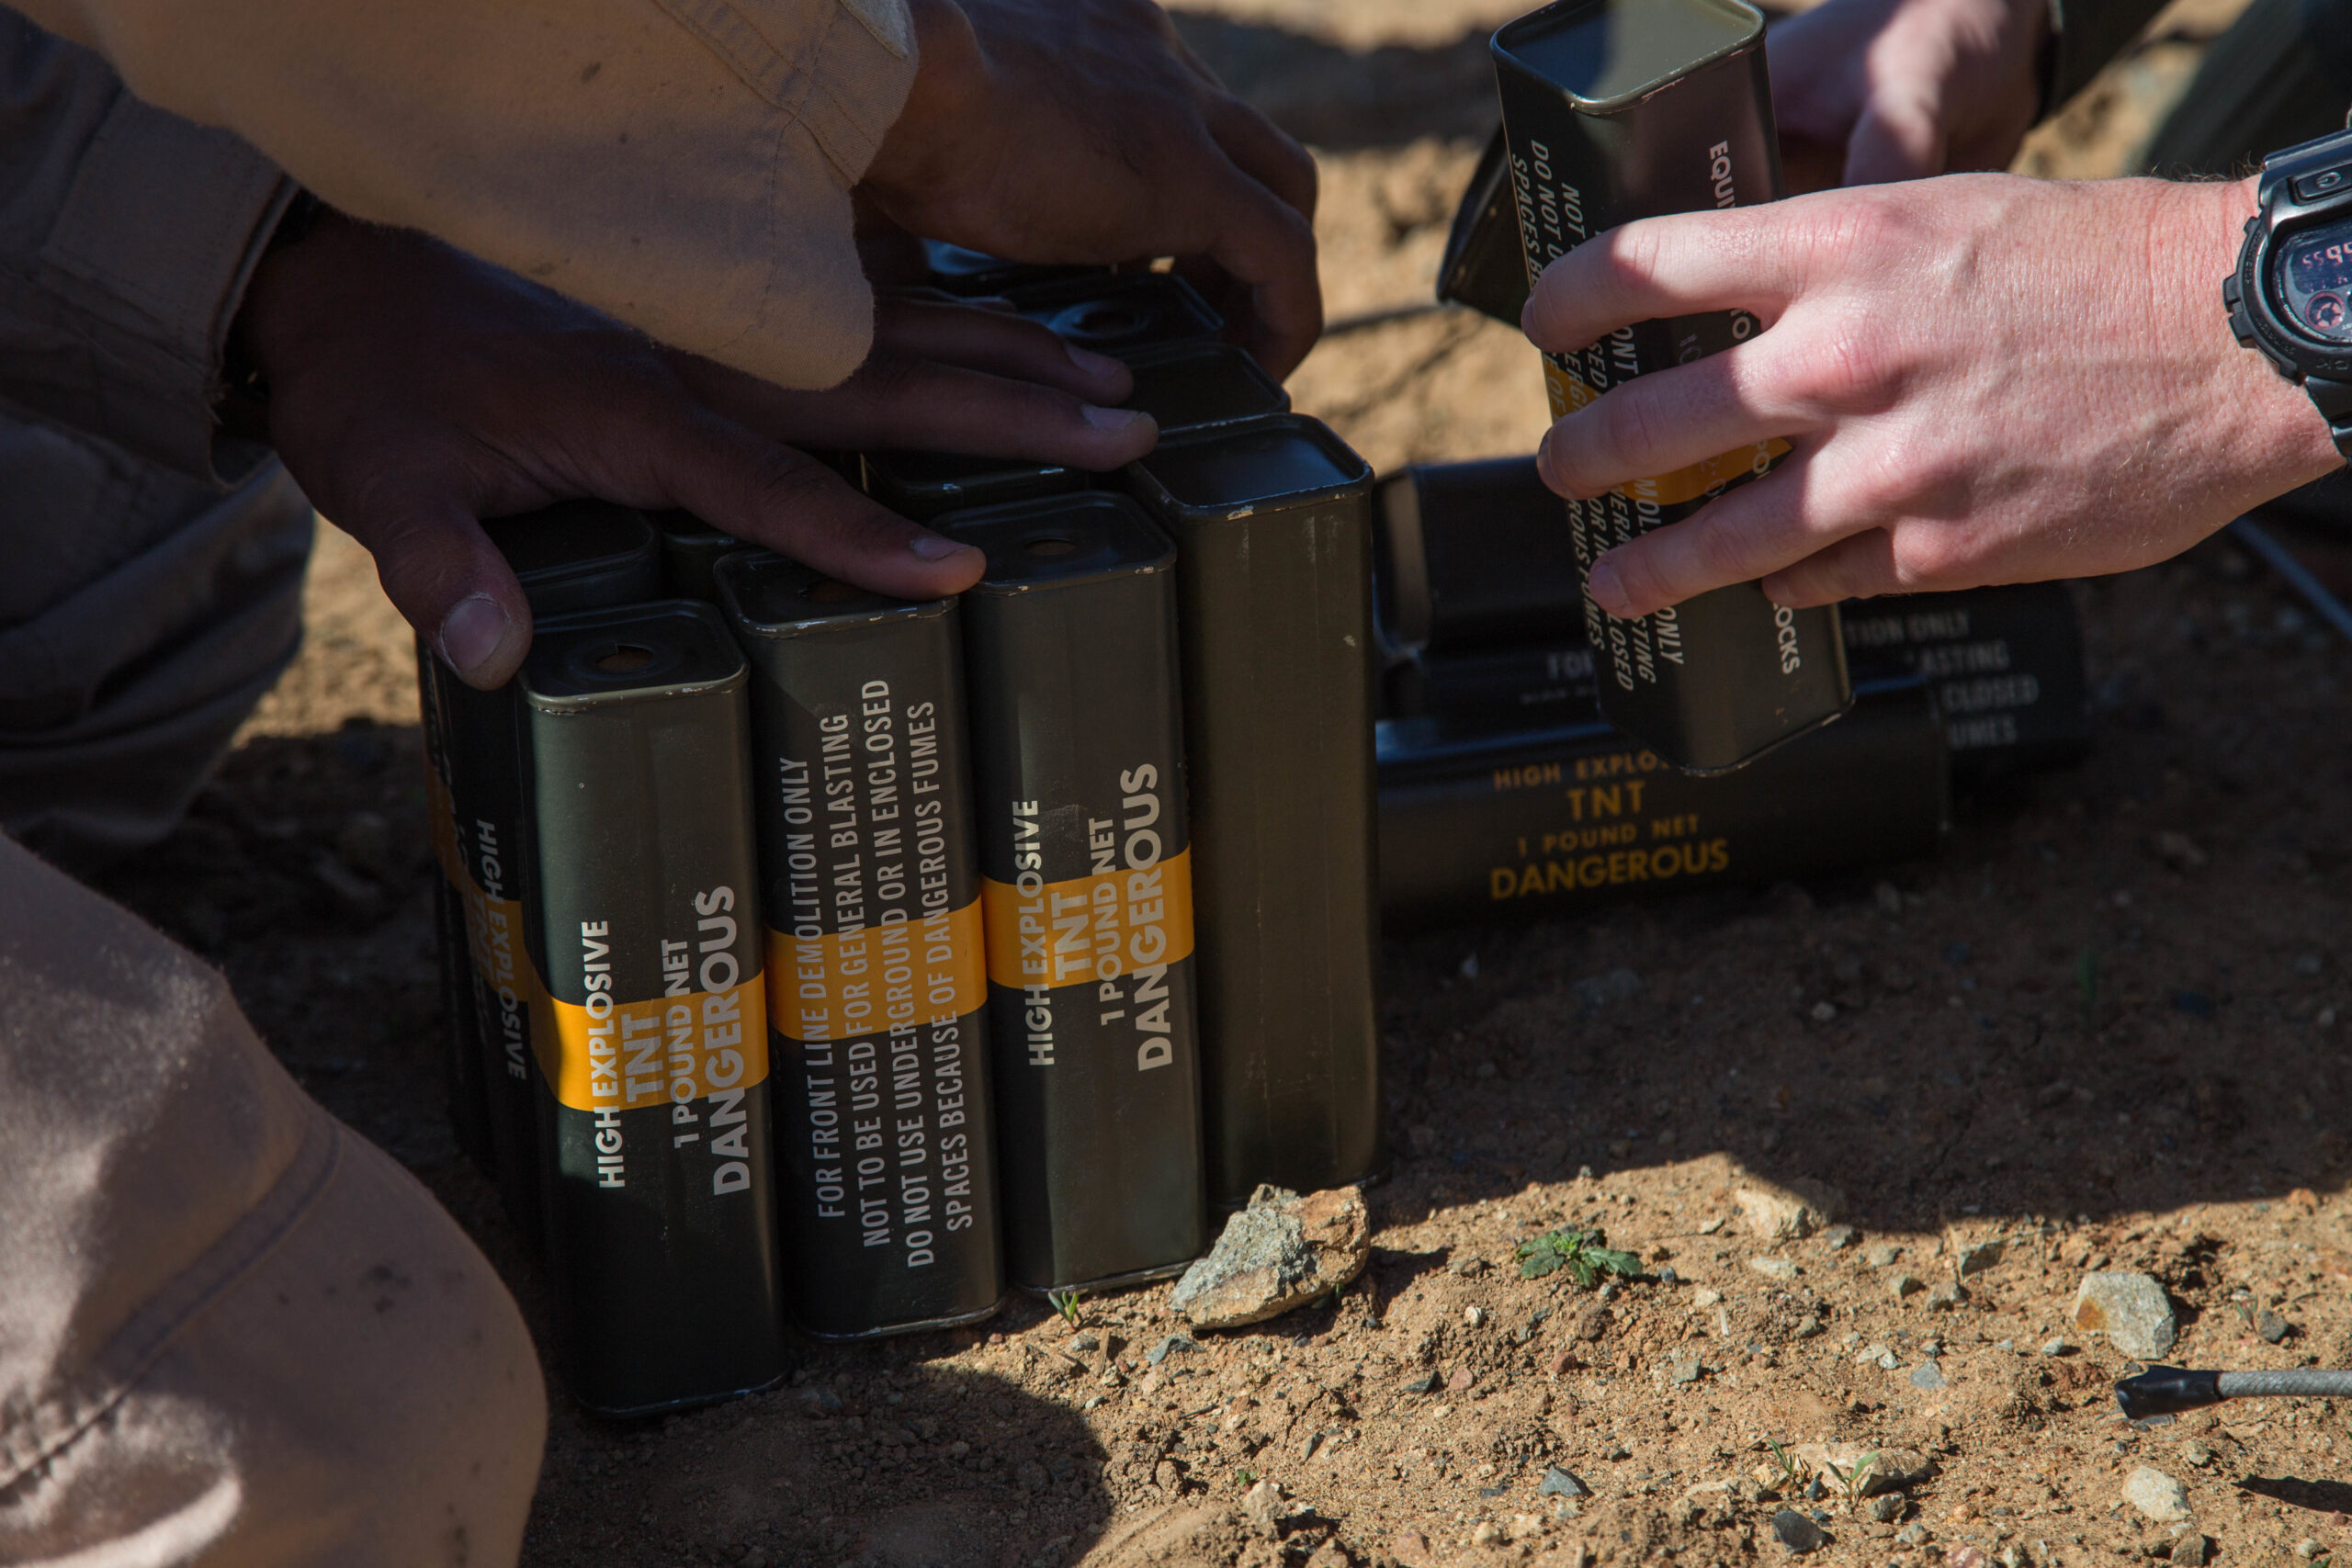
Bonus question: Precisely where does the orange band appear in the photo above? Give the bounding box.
[1544,361,1791,507]
[762,900,986,1043]
[545,975,770,1114]
[978,848,1194,991]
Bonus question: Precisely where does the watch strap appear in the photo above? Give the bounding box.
[2308,376,2352,464]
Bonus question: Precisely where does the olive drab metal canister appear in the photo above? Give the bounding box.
[1117,343,1291,434]
[418,649,494,1176]
[440,502,663,1247]
[518,599,784,1414]
[1490,0,1850,773]
[653,510,749,603]
[941,493,1207,1292]
[1122,414,1384,1207]
[716,551,1005,1339]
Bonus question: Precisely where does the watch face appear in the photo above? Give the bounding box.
[2275,213,2352,344]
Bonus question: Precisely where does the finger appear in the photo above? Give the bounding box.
[671,352,1158,471]
[1194,170,1322,377]
[1581,452,1858,618]
[1760,526,1905,606]
[1842,86,1947,185]
[337,489,535,690]
[1534,341,1814,501]
[1203,95,1318,221]
[658,413,988,599]
[868,297,1134,402]
[1521,209,1802,357]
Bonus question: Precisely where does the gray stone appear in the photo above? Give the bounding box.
[2178,1440,2211,1468]
[1925,1280,1966,1311]
[2259,1310,2291,1345]
[1910,1360,1947,1390]
[1820,1224,1860,1251]
[2126,1467,2191,1524]
[1957,1240,2006,1278]
[1170,1185,1370,1329]
[1670,1355,1705,1385]
[1146,1334,1198,1366]
[1867,1495,1905,1524]
[1891,1274,1923,1301]
[2173,1533,2211,1567]
[1401,1371,1438,1395]
[1750,1257,1799,1280]
[1540,1467,1590,1498]
[1865,1244,1904,1268]
[1736,1181,1849,1241]
[1066,1333,1101,1354]
[1771,1509,1826,1553]
[1896,1525,1929,1546]
[2040,1337,2076,1357]
[2073,1274,2179,1360]
[1242,1478,1284,1536]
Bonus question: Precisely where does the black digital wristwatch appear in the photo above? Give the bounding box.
[2227,121,2352,464]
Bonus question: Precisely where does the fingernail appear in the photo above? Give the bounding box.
[1586,558,1631,617]
[1082,404,1146,433]
[1066,344,1125,380]
[438,593,513,680]
[908,533,971,562]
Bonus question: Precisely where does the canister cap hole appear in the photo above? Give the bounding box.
[1024,535,1080,558]
[594,643,656,674]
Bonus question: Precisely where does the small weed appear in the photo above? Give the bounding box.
[1237,1469,1258,1488]
[1764,1438,1809,1495]
[1048,1290,1082,1327]
[1515,1227,1642,1288]
[1819,1450,1879,1514]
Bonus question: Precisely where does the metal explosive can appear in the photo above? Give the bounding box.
[1839,584,2090,784]
[862,451,1088,525]
[942,492,1207,1292]
[654,510,749,603]
[1123,413,1383,1206]
[1491,0,1851,773]
[1376,456,1582,654]
[418,649,495,1176]
[1120,342,1290,434]
[518,599,784,1415]
[922,241,1104,298]
[716,551,1005,1339]
[1378,677,1947,929]
[1006,272,1225,359]
[442,501,663,1247]
[1436,128,1531,327]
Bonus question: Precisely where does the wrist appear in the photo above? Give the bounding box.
[221,200,354,437]
[866,0,984,199]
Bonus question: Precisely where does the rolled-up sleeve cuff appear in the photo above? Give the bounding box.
[28,86,289,484]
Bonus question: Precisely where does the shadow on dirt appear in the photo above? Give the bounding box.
[1167,14,1498,147]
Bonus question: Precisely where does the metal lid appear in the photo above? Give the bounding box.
[938,491,1174,594]
[482,500,662,615]
[1120,342,1290,433]
[1004,272,1224,356]
[1494,0,1763,110]
[1125,413,1373,520]
[713,549,952,638]
[521,599,746,708]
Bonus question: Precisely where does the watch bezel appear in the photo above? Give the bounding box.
[2238,129,2352,382]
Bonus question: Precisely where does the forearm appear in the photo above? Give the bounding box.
[6,0,918,390]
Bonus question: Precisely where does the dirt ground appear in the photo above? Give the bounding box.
[85,3,2352,1566]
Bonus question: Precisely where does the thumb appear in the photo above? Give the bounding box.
[340,491,535,691]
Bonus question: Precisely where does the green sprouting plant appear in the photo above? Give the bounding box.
[1764,1438,1809,1495]
[1237,1469,1258,1488]
[1819,1450,1880,1514]
[1047,1289,1082,1327]
[1514,1227,1642,1287]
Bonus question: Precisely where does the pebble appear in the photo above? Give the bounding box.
[1540,1466,1591,1498]
[2126,1466,2191,1524]
[1772,1508,1827,1552]
[1891,1274,1924,1301]
[1792,1314,1825,1338]
[1736,1181,1849,1241]
[1869,1495,1905,1524]
[2174,1533,2212,1567]
[1146,1335,1198,1366]
[2073,1273,2179,1359]
[1820,1225,1859,1251]
[1445,1367,1476,1393]
[1896,1524,1930,1546]
[2259,1310,2291,1344]
[1066,1333,1101,1354]
[1866,1244,1904,1268]
[1670,1355,1705,1385]
[1956,1241,2005,1278]
[1910,1361,1947,1391]
[1926,1280,1966,1311]
[1603,1444,1632,1461]
[2178,1440,2211,1468]
[1472,1520,1504,1546]
[1810,1001,1838,1022]
[1402,1371,1438,1395]
[1464,1306,1487,1329]
[1391,1531,1432,1567]
[1692,1288,1724,1309]
[1169,1184,1370,1329]
[1750,1257,1799,1280]
[1242,1479,1284,1534]
[2039,1337,2076,1357]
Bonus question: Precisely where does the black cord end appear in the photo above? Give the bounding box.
[2116,1366,2227,1421]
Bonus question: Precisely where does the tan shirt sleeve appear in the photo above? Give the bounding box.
[7,0,919,390]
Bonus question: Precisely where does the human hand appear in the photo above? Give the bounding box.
[861,0,1321,376]
[234,213,1156,689]
[1523,174,2346,615]
[1770,0,2048,187]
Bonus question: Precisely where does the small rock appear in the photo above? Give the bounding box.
[2178,1440,2211,1468]
[1507,1513,1549,1542]
[1865,1244,1903,1268]
[1947,1548,1988,1568]
[1910,1361,1947,1391]
[1926,1280,1966,1311]
[1170,1184,1370,1329]
[2073,1273,2179,1360]
[2259,1309,2291,1344]
[2298,1540,2324,1561]
[1956,1241,2005,1278]
[1464,1305,1487,1329]
[1540,1467,1591,1498]
[1575,1303,1611,1341]
[2040,1337,2076,1357]
[1602,1444,1632,1461]
[795,1385,843,1415]
[1445,1367,1476,1393]
[1820,1225,1859,1251]
[1451,1256,1491,1277]
[1750,1257,1799,1280]
[2173,1532,2212,1567]
[1810,1000,1838,1022]
[2126,1467,2190,1524]
[1692,1288,1723,1309]
[1472,1520,1504,1546]
[1066,1332,1101,1354]
[1771,1509,1826,1553]
[1242,1479,1284,1536]
[1391,1531,1433,1567]
[1669,1355,1704,1385]
[1146,1334,1197,1366]
[1891,1273,1924,1301]
[1736,1181,1849,1241]
[1402,1371,1438,1395]
[1868,1495,1905,1524]
[1789,1445,1934,1494]
[1792,1314,1825,1338]
[1896,1524,1930,1546]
